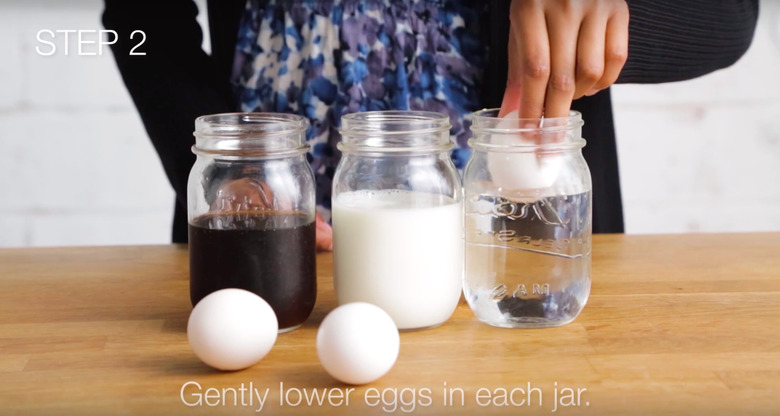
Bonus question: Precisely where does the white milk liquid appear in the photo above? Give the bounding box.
[332,189,463,330]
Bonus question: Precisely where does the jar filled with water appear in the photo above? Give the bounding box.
[463,109,592,328]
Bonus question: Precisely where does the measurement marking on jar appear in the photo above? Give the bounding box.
[492,283,550,301]
[466,242,586,259]
[494,230,574,250]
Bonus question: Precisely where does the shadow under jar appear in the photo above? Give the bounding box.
[463,109,592,328]
[188,113,316,333]
[332,111,464,331]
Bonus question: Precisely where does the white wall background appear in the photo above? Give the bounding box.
[0,0,778,247]
[613,2,780,234]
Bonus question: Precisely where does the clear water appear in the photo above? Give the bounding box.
[464,192,591,328]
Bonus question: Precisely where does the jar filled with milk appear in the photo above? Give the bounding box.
[332,111,463,330]
[463,109,592,328]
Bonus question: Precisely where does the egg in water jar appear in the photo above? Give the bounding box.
[332,111,463,330]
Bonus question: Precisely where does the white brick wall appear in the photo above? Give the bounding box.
[0,0,174,247]
[0,0,778,247]
[612,1,780,233]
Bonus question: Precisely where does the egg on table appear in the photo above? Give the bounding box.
[187,288,278,371]
[316,302,400,385]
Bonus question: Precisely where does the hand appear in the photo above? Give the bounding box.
[315,212,333,252]
[500,0,629,118]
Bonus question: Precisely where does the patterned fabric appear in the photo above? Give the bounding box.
[232,0,487,211]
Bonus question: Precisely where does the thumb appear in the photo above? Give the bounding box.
[499,83,523,117]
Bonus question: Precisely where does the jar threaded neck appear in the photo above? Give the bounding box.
[468,109,585,152]
[193,113,309,156]
[339,111,452,153]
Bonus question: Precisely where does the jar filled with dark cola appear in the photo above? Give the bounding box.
[188,113,316,332]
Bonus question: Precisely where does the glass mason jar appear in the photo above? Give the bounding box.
[463,109,592,328]
[188,113,316,332]
[332,111,463,330]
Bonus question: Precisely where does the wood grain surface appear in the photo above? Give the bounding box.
[0,233,779,415]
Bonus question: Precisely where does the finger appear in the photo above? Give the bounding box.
[500,33,523,117]
[574,14,607,99]
[499,34,523,117]
[543,10,580,119]
[592,4,629,92]
[514,3,550,121]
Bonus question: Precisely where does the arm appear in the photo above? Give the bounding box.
[102,0,233,215]
[618,0,759,84]
[103,1,334,250]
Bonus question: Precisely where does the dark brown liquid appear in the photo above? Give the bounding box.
[189,212,316,330]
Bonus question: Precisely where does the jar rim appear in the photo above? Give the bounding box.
[193,112,309,156]
[469,109,584,133]
[194,112,308,137]
[468,109,585,151]
[339,111,452,153]
[341,110,450,129]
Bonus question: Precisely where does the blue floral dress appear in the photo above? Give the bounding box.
[232,0,487,212]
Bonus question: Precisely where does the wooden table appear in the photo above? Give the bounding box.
[1,233,778,415]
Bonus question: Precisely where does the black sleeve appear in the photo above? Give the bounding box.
[103,0,234,242]
[618,0,759,83]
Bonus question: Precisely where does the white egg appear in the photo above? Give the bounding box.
[317,303,400,385]
[187,288,278,371]
[487,110,562,190]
